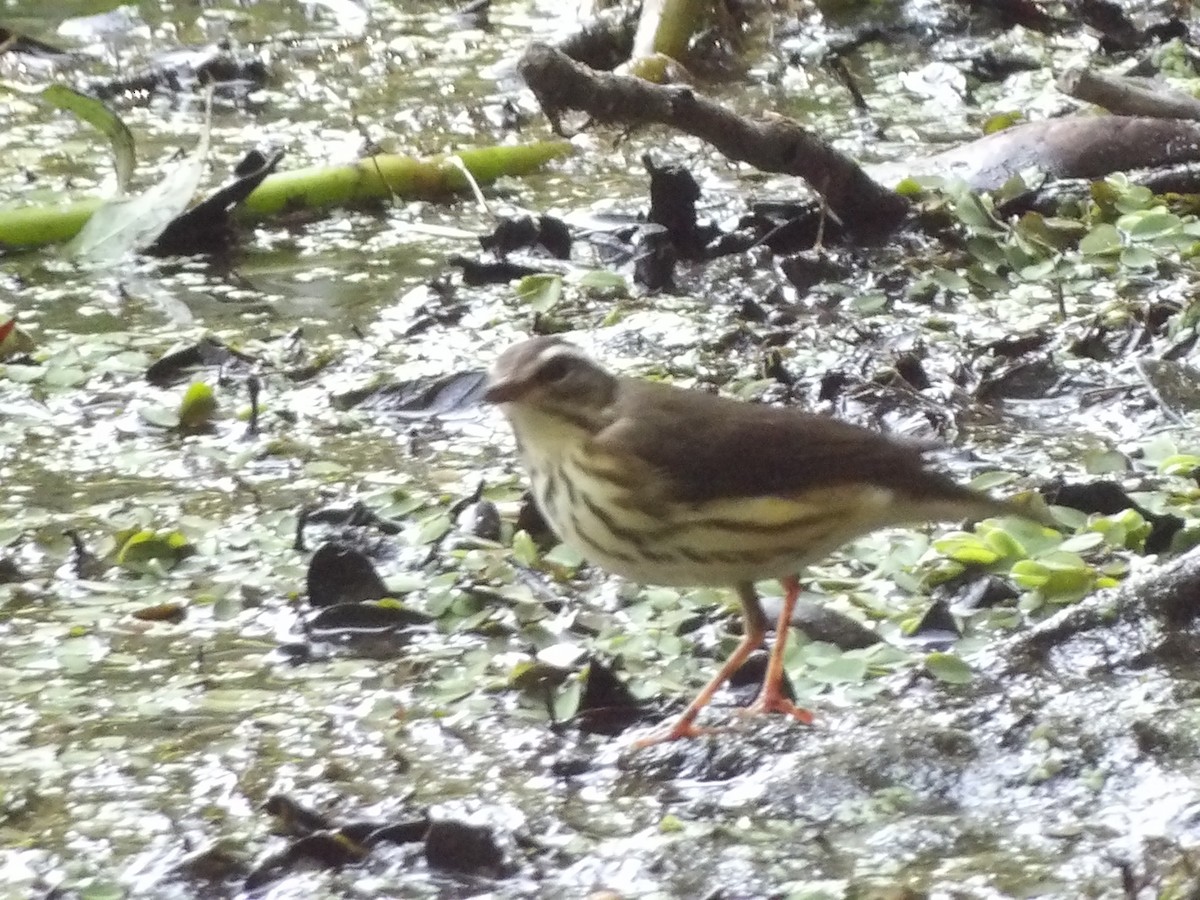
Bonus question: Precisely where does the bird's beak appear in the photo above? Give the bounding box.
[482,377,525,404]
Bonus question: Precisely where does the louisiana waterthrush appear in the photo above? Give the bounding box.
[485,336,1043,744]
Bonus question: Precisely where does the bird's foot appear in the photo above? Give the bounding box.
[741,689,814,725]
[630,712,720,748]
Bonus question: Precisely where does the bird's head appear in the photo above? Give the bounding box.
[484,337,618,434]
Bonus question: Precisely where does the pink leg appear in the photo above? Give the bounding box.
[633,583,767,747]
[743,575,814,724]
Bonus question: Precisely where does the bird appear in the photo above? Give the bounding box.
[484,335,1047,745]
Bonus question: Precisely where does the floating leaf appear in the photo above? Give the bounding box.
[809,653,868,683]
[510,530,538,567]
[1160,454,1200,477]
[933,532,1001,566]
[925,652,973,684]
[1082,449,1129,475]
[981,110,1022,134]
[1120,209,1181,240]
[1078,223,1122,256]
[853,292,887,313]
[116,529,195,569]
[552,676,582,723]
[1010,551,1094,602]
[542,542,583,570]
[1119,246,1156,269]
[931,268,970,292]
[140,404,181,428]
[508,659,569,691]
[178,381,218,431]
[952,191,1000,232]
[573,269,628,295]
[415,513,451,545]
[515,273,563,313]
[1058,531,1105,553]
[1089,510,1150,552]
[969,471,1018,492]
[982,526,1025,560]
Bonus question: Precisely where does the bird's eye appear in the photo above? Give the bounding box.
[536,356,573,384]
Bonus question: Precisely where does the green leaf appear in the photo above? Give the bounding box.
[41,84,136,193]
[116,528,194,568]
[659,814,685,834]
[542,542,583,569]
[1160,453,1200,476]
[1120,209,1180,239]
[968,470,1017,491]
[552,676,582,722]
[1089,510,1150,551]
[987,517,1063,558]
[514,274,563,313]
[573,269,628,296]
[853,292,888,313]
[1058,531,1105,553]
[1078,223,1122,256]
[1140,434,1180,466]
[952,191,1000,232]
[78,878,125,900]
[43,366,88,387]
[1018,259,1055,281]
[1010,552,1095,602]
[809,654,868,683]
[965,265,1010,292]
[1119,246,1156,269]
[967,236,1007,269]
[933,532,1001,566]
[981,111,1022,134]
[511,530,539,567]
[1082,449,1129,475]
[982,527,1025,560]
[415,513,452,545]
[178,381,217,431]
[1035,215,1087,242]
[1111,181,1154,213]
[931,268,970,292]
[925,652,972,684]
[508,659,567,691]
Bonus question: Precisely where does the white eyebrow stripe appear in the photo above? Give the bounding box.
[533,343,589,366]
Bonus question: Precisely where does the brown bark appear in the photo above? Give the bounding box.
[517,42,910,242]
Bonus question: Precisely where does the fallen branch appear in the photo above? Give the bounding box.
[517,42,910,241]
[1060,67,1200,121]
[0,141,573,251]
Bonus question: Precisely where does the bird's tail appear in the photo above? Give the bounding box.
[901,473,1056,528]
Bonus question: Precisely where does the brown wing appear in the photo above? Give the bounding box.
[595,378,974,507]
